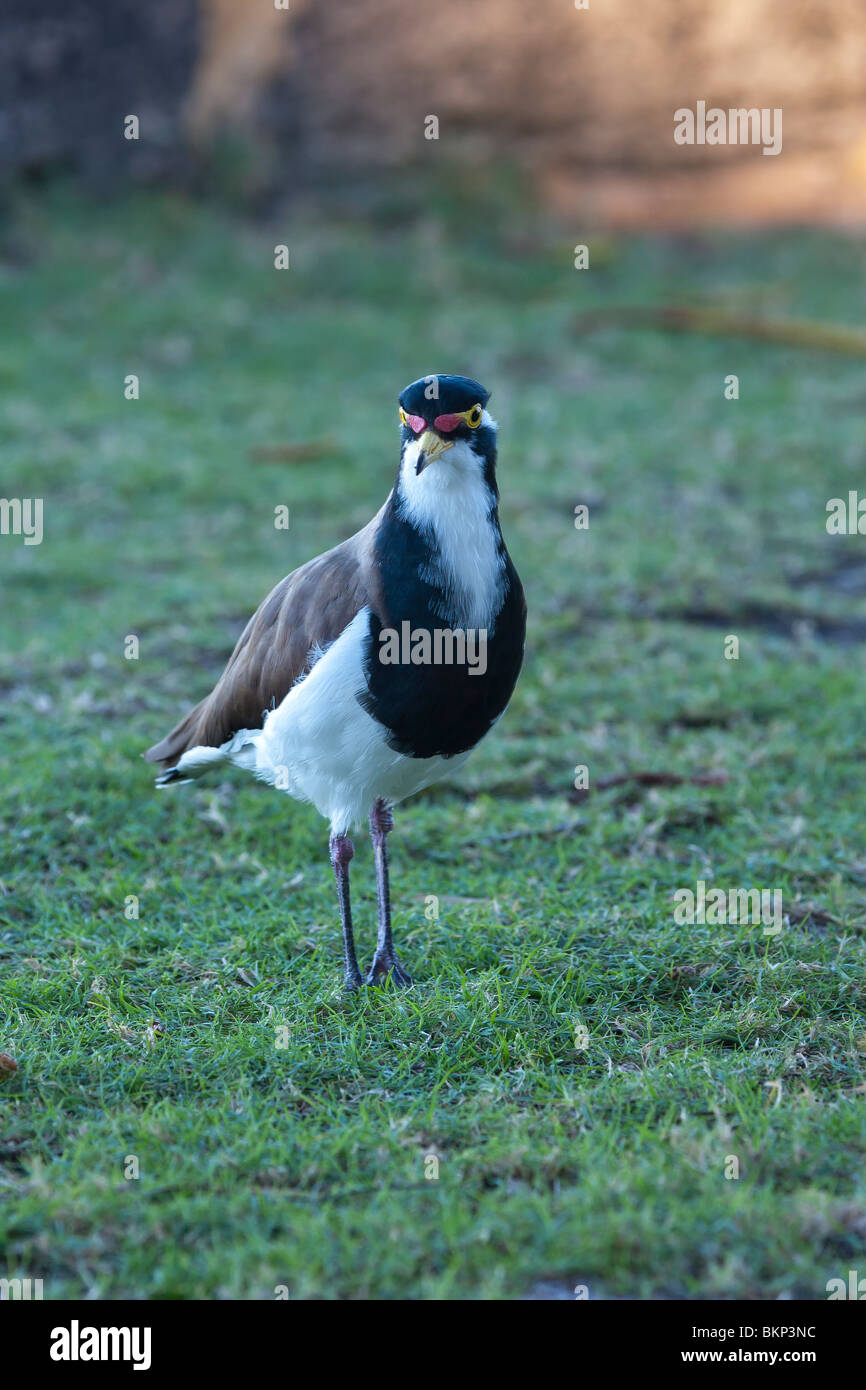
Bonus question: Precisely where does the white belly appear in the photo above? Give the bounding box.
[228,608,469,834]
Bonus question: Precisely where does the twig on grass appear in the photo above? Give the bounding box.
[574,306,866,357]
[469,819,587,846]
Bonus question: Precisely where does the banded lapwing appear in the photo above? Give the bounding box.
[145,374,526,988]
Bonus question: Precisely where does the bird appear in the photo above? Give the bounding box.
[145,374,526,990]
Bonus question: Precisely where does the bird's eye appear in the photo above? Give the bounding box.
[433,405,484,433]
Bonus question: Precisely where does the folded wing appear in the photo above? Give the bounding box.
[145,510,382,770]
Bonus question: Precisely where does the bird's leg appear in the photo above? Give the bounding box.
[365,799,411,987]
[330,833,363,991]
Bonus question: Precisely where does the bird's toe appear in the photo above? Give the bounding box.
[365,956,412,988]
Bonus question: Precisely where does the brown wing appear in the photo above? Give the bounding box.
[145,508,384,769]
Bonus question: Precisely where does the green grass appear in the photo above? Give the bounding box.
[1,176,865,1299]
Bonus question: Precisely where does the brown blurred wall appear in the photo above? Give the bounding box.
[184,0,866,224]
[3,0,865,225]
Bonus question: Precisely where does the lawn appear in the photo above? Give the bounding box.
[1,177,865,1299]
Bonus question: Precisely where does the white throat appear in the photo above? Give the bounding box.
[396,415,506,629]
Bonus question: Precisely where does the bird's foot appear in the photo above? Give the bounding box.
[365,953,412,988]
[343,970,364,993]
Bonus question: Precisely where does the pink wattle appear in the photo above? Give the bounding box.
[433,412,462,433]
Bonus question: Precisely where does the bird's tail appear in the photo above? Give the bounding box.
[145,709,258,789]
[153,764,195,788]
[145,699,219,788]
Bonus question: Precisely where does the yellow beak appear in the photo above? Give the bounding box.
[417,429,455,471]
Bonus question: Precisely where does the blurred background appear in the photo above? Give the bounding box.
[4,0,866,224]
